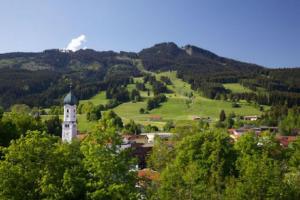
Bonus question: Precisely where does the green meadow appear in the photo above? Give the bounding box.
[75,71,264,132]
[223,83,252,93]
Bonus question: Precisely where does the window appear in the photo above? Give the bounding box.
[65,124,69,128]
[67,109,69,113]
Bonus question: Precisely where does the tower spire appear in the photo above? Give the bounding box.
[62,83,77,142]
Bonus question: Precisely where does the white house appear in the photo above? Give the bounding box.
[140,132,173,143]
[243,115,260,121]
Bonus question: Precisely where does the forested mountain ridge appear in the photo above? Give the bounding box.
[140,43,300,106]
[139,42,265,87]
[0,49,140,108]
[0,42,300,108]
[139,42,264,74]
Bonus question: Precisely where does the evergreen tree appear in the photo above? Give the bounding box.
[0,106,4,120]
[123,120,141,135]
[44,115,62,137]
[86,104,104,121]
[219,110,226,122]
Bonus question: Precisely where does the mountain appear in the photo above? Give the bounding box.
[139,42,265,81]
[0,49,140,108]
[0,42,299,108]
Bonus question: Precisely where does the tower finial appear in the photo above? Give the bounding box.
[69,82,72,91]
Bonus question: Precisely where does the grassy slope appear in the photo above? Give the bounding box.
[67,70,264,132]
[113,71,263,127]
[40,60,265,132]
[223,83,252,93]
[80,91,108,105]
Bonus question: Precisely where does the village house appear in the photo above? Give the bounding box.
[149,115,162,121]
[243,115,260,121]
[228,126,298,147]
[276,135,298,147]
[140,132,173,143]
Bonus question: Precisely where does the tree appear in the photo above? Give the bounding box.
[135,82,146,91]
[226,113,235,128]
[80,123,139,199]
[219,110,226,122]
[225,153,288,199]
[30,107,40,119]
[98,110,123,131]
[0,126,141,199]
[105,99,120,109]
[232,102,240,108]
[139,108,145,114]
[147,94,167,111]
[45,115,62,137]
[0,106,4,120]
[0,119,18,147]
[123,120,141,135]
[279,109,300,136]
[48,105,63,115]
[285,138,300,199]
[160,76,172,85]
[106,86,130,103]
[10,104,31,114]
[0,131,86,199]
[147,99,158,110]
[147,137,174,172]
[225,133,288,199]
[144,125,159,132]
[130,89,141,102]
[156,129,236,199]
[4,113,45,136]
[87,104,104,121]
[78,101,94,114]
[198,119,209,130]
[152,81,168,95]
[163,120,175,131]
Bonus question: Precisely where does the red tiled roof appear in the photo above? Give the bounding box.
[149,115,162,119]
[76,133,88,141]
[138,169,160,181]
[276,136,298,147]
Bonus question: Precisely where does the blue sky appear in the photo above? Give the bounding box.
[0,0,299,67]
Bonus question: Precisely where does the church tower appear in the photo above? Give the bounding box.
[62,88,78,142]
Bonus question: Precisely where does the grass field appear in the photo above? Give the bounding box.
[47,71,265,132]
[112,71,264,127]
[80,91,108,105]
[223,83,252,93]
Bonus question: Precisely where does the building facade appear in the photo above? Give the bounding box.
[62,90,77,142]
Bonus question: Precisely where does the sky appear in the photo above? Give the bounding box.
[0,0,299,67]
